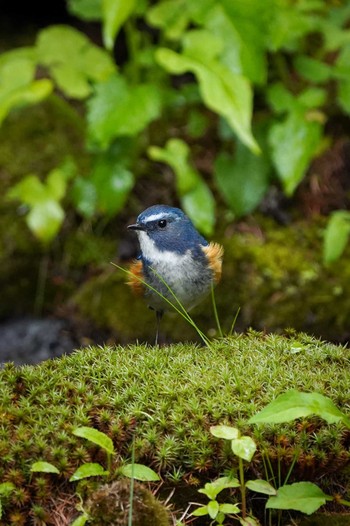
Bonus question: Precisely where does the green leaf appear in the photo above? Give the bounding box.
[28,200,65,243]
[69,462,108,481]
[156,46,259,153]
[294,56,333,83]
[71,177,97,219]
[147,0,190,40]
[102,0,136,50]
[192,505,209,517]
[231,436,256,462]
[249,390,350,427]
[219,503,240,514]
[266,482,328,515]
[70,514,89,526]
[30,461,60,474]
[204,2,267,84]
[67,0,102,21]
[88,74,161,148]
[323,211,350,265]
[73,426,115,454]
[148,139,215,235]
[246,479,276,495]
[215,144,270,217]
[36,25,115,99]
[267,83,297,114]
[198,477,240,500]
[91,158,134,216]
[208,499,219,519]
[0,55,52,126]
[269,109,323,195]
[210,425,239,440]
[120,463,160,481]
[181,181,215,236]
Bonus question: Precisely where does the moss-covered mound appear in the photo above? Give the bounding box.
[0,332,349,523]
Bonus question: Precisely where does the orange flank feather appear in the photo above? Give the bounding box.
[202,242,224,283]
[127,259,145,296]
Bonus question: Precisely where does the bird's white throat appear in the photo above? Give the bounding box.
[137,231,191,267]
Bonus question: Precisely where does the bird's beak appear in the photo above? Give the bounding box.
[127,223,146,231]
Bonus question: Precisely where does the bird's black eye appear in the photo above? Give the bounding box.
[158,219,167,228]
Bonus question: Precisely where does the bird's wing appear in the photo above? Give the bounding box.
[202,242,224,283]
[127,259,145,296]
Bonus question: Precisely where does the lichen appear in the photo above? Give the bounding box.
[86,479,170,526]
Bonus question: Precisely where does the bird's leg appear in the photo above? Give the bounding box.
[155,310,163,346]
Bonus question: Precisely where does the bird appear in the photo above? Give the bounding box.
[127,204,224,344]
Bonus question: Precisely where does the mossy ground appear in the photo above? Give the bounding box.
[0,332,349,523]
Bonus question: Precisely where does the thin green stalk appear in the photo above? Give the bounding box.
[128,439,136,526]
[211,283,223,338]
[283,448,300,485]
[238,458,246,519]
[229,306,241,337]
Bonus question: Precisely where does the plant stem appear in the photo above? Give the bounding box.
[239,458,246,519]
[211,283,223,337]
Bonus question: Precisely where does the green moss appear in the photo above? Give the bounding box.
[0,333,349,521]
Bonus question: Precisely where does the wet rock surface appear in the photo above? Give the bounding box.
[0,318,76,365]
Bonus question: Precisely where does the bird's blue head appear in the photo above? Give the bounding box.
[127,204,208,256]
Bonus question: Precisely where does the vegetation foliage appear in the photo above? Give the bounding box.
[0,332,349,523]
[1,0,350,258]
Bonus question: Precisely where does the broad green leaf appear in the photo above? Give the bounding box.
[198,477,240,500]
[27,200,64,243]
[0,482,15,496]
[335,44,350,113]
[297,87,327,109]
[246,479,276,495]
[88,74,161,148]
[36,25,115,98]
[323,211,350,265]
[148,139,198,194]
[121,463,160,481]
[208,499,219,519]
[30,461,60,474]
[192,505,209,517]
[181,181,215,236]
[156,46,259,153]
[71,177,97,219]
[294,56,333,83]
[67,0,102,21]
[266,482,328,515]
[69,462,108,481]
[149,139,215,235]
[219,503,240,514]
[7,175,47,206]
[210,425,239,440]
[215,144,271,217]
[91,158,134,216]
[267,83,296,114]
[102,0,136,50]
[147,0,190,40]
[231,436,256,462]
[73,426,115,454]
[269,110,323,195]
[70,514,89,526]
[249,390,350,427]
[0,56,52,126]
[204,2,267,84]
